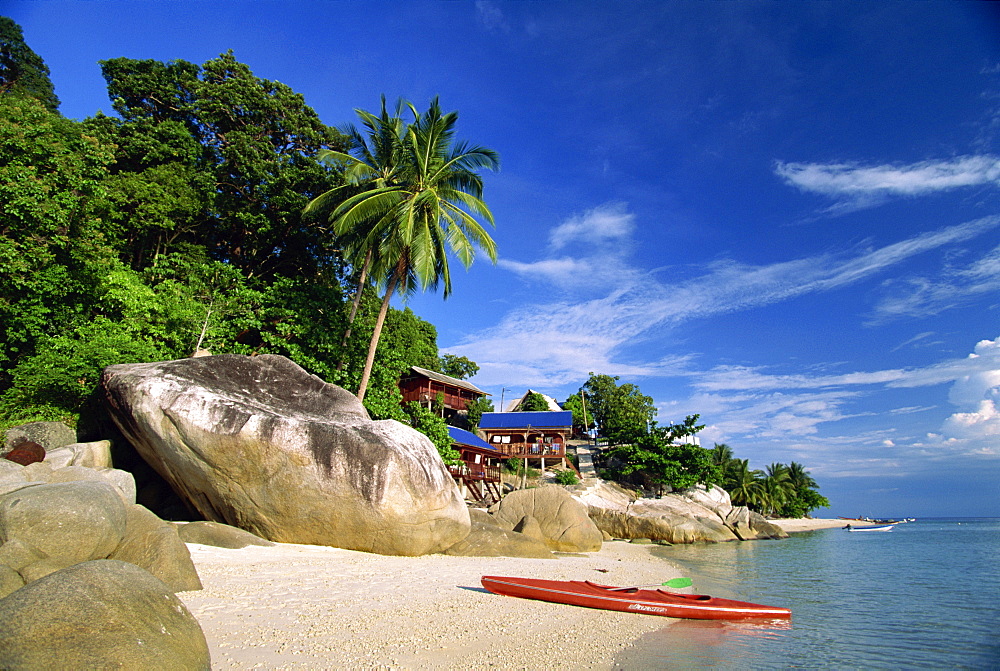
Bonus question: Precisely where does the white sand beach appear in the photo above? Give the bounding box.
[178,540,690,670]
[178,520,852,669]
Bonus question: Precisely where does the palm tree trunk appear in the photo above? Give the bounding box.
[356,261,401,402]
[336,248,372,372]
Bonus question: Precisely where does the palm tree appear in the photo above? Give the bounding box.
[711,443,734,467]
[759,463,794,517]
[305,96,408,371]
[787,461,818,491]
[318,97,499,401]
[727,458,763,508]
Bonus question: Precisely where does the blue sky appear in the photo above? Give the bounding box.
[7,1,1000,517]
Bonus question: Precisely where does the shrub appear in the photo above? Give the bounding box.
[554,469,579,485]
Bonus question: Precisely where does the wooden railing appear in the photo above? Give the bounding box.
[448,462,501,483]
[492,442,565,459]
[399,388,474,411]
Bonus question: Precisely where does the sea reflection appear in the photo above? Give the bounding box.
[623,618,792,669]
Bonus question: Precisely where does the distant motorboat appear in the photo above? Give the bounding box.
[845,524,894,532]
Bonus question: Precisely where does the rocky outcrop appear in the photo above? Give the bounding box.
[489,485,603,552]
[573,481,787,543]
[44,440,113,469]
[444,516,555,559]
[0,560,210,670]
[177,521,276,549]
[722,506,787,540]
[100,354,470,556]
[0,459,200,595]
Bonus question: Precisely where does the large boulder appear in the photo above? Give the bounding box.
[723,506,788,540]
[0,481,127,565]
[489,486,603,552]
[444,518,555,558]
[589,505,739,544]
[575,480,738,543]
[109,504,202,591]
[0,560,210,670]
[100,354,470,556]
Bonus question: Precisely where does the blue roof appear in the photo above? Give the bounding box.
[447,426,495,451]
[478,411,573,430]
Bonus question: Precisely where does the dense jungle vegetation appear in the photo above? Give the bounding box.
[0,18,476,432]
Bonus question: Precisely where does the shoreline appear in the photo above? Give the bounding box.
[177,519,851,668]
[771,517,856,532]
[178,540,689,669]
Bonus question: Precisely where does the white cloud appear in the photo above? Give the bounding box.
[548,202,635,250]
[870,243,1000,322]
[775,155,1000,202]
[455,215,999,393]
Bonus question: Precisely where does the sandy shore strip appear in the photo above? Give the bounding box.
[771,517,856,532]
[178,540,690,670]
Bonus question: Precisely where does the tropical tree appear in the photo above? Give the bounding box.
[304,96,408,369]
[437,353,479,380]
[312,97,499,403]
[464,395,494,430]
[726,458,763,507]
[517,391,550,412]
[603,415,718,495]
[580,373,656,443]
[0,17,60,111]
[711,443,734,469]
[562,392,592,434]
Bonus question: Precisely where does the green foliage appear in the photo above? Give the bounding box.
[562,393,592,432]
[714,449,829,518]
[1,315,165,416]
[603,415,717,494]
[0,18,60,112]
[437,353,479,380]
[517,391,549,412]
[503,459,539,478]
[403,401,460,465]
[464,395,494,429]
[581,373,656,444]
[553,469,579,485]
[0,35,475,443]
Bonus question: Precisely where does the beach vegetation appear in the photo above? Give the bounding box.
[601,414,720,496]
[715,450,829,517]
[403,401,460,465]
[436,353,479,380]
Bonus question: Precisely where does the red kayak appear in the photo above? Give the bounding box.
[481,576,791,620]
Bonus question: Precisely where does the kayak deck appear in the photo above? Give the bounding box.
[481,575,791,620]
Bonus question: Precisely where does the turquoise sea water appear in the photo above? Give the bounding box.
[616,518,1000,669]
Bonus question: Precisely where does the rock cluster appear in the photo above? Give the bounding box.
[0,449,201,596]
[0,430,212,669]
[574,481,787,543]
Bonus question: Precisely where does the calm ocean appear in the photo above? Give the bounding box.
[615,518,1000,669]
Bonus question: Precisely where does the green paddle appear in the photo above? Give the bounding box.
[608,577,692,591]
[662,577,693,588]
